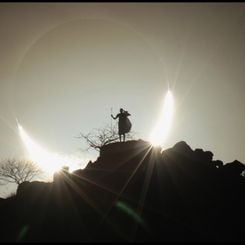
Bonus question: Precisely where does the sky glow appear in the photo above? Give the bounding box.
[149,90,174,146]
[18,122,83,177]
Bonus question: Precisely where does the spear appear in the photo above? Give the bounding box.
[110,107,113,128]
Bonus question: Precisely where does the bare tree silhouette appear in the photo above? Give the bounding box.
[78,123,134,152]
[0,159,42,185]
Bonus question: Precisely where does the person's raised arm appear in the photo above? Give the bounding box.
[111,114,118,120]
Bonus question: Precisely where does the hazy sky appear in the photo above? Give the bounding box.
[0,3,245,195]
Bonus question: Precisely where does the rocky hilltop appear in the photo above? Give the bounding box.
[0,140,244,242]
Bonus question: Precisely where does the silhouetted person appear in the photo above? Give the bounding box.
[111,108,132,142]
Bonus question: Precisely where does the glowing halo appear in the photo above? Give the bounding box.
[17,123,82,176]
[149,90,174,146]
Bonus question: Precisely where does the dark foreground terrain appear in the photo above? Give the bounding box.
[0,140,244,242]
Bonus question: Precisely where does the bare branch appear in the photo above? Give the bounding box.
[0,159,42,186]
[78,123,132,152]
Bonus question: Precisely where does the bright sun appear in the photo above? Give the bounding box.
[149,90,174,146]
[17,123,81,177]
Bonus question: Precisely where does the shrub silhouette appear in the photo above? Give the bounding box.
[0,159,42,185]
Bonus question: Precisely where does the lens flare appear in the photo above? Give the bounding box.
[149,90,174,146]
[17,123,82,177]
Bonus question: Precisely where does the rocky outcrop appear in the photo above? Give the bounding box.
[1,140,245,242]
